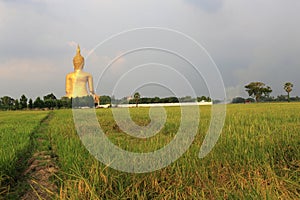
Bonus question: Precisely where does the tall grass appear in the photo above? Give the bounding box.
[46,103,300,199]
[0,111,48,196]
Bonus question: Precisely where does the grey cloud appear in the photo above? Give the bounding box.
[184,0,223,12]
[0,0,299,99]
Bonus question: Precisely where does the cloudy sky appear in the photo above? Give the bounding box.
[0,0,299,100]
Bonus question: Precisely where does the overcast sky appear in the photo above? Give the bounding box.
[0,0,299,100]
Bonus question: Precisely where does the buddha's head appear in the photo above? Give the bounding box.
[73,45,84,70]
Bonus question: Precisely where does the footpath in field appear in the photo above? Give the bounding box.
[21,112,59,200]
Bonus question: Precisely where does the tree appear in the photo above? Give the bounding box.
[246,98,255,103]
[43,94,58,109]
[28,98,33,109]
[197,96,211,102]
[179,96,195,102]
[134,92,140,107]
[245,82,272,102]
[1,96,14,110]
[80,96,94,108]
[44,99,56,109]
[232,97,245,104]
[100,95,111,105]
[33,97,44,109]
[43,93,57,101]
[152,96,160,103]
[20,94,28,109]
[60,97,71,108]
[14,99,20,110]
[284,82,293,102]
[55,99,63,109]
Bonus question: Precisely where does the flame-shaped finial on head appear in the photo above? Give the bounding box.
[73,44,84,70]
[76,44,81,54]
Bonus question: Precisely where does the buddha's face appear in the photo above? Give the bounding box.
[73,60,84,70]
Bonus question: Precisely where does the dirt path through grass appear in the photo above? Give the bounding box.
[20,112,59,200]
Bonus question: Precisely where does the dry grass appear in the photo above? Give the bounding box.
[1,103,299,199]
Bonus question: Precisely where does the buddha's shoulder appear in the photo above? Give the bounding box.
[66,72,74,77]
[80,71,92,76]
[66,71,92,77]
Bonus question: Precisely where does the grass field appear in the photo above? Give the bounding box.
[0,111,49,196]
[0,103,299,199]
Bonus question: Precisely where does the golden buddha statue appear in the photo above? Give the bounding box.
[65,45,95,98]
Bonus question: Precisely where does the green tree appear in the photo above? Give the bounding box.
[245,82,272,102]
[100,95,112,105]
[134,92,140,107]
[14,99,20,110]
[43,93,57,101]
[33,97,44,109]
[232,97,245,104]
[179,96,195,102]
[61,97,72,108]
[43,93,57,109]
[152,96,160,103]
[1,96,14,110]
[28,98,33,109]
[72,97,80,108]
[197,96,211,102]
[246,98,255,103]
[80,96,94,108]
[55,99,63,109]
[44,99,56,109]
[20,94,28,109]
[284,82,293,102]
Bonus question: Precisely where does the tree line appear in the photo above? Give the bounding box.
[0,93,212,110]
[0,81,297,109]
[0,93,69,110]
[127,94,211,106]
[0,93,114,110]
[233,81,298,103]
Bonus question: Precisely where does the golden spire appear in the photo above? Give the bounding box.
[73,44,84,70]
[76,44,81,54]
